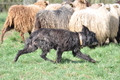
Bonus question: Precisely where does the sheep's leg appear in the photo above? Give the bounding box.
[40,50,54,62]
[113,38,118,44]
[1,27,13,43]
[20,32,25,43]
[72,48,96,63]
[116,27,120,43]
[56,47,63,63]
[109,38,118,44]
[105,38,109,44]
[116,37,120,43]
[1,28,7,43]
[14,46,38,62]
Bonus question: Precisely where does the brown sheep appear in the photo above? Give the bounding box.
[1,0,49,43]
[106,4,119,43]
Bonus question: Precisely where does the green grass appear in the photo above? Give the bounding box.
[0,12,7,28]
[0,12,120,80]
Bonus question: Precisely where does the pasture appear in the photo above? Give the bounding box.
[0,12,120,80]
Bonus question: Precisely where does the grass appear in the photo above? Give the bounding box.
[0,12,120,80]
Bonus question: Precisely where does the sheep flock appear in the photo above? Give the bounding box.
[1,0,120,46]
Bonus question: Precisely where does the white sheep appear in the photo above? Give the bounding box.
[69,5,111,45]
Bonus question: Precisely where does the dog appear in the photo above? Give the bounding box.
[14,25,98,63]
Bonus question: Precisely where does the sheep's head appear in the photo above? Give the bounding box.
[90,3,104,9]
[73,0,90,10]
[34,0,49,8]
[62,1,74,8]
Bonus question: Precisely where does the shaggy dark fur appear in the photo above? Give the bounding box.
[14,25,98,63]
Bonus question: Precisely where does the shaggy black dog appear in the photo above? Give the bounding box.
[14,25,98,63]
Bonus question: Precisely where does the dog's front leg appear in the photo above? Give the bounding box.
[40,50,54,63]
[73,48,96,63]
[14,45,38,62]
[55,47,63,63]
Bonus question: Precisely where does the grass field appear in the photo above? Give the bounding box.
[0,12,120,80]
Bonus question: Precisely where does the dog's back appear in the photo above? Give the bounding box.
[30,28,79,51]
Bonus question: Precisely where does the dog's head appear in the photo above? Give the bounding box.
[78,25,98,47]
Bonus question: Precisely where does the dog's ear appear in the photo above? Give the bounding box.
[82,25,90,35]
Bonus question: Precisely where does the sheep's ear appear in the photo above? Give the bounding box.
[106,7,110,11]
[113,5,119,8]
[98,3,102,6]
[45,1,49,5]
[80,0,86,3]
[69,3,74,7]
[82,25,90,35]
[98,3,104,6]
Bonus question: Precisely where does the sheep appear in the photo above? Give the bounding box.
[116,24,120,43]
[45,3,62,10]
[105,4,119,43]
[73,0,91,11]
[69,5,111,45]
[14,25,98,63]
[32,3,74,32]
[1,0,49,43]
[114,4,120,43]
[90,4,119,44]
[45,0,77,11]
[45,0,78,11]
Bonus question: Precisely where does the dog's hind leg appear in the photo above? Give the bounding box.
[40,49,54,63]
[14,45,38,62]
[73,48,96,63]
